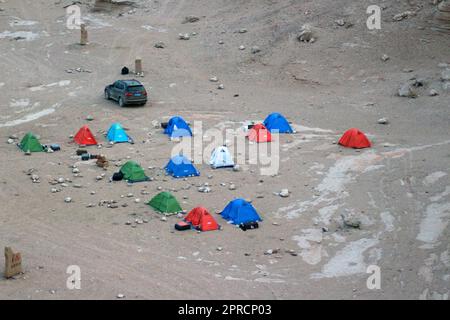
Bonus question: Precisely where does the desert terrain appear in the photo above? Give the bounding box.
[0,0,449,299]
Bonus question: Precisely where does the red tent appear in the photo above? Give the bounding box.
[338,128,371,149]
[247,123,272,143]
[74,125,98,145]
[185,207,219,232]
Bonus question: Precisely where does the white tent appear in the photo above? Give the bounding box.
[210,146,235,169]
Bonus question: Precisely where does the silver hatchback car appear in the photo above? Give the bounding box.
[104,79,148,107]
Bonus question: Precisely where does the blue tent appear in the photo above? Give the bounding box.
[107,123,131,143]
[164,116,192,138]
[165,154,200,178]
[221,198,262,225]
[263,113,293,133]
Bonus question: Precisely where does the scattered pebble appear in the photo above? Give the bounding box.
[429,89,439,96]
[178,33,190,40]
[377,117,389,125]
[251,46,261,54]
[398,83,417,98]
[279,189,289,198]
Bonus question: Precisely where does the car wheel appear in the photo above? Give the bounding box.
[104,90,110,100]
[118,97,125,107]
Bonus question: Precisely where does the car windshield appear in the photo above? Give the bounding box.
[127,85,145,92]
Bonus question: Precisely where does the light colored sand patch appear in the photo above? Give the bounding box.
[380,212,395,232]
[419,254,438,283]
[317,152,382,194]
[278,151,383,219]
[363,165,384,173]
[280,140,450,221]
[342,42,371,49]
[9,19,38,27]
[418,266,433,283]
[0,31,39,41]
[313,143,336,151]
[317,205,340,225]
[0,82,5,88]
[311,238,379,279]
[142,25,168,32]
[294,125,334,133]
[292,229,325,265]
[430,186,450,202]
[419,289,429,300]
[331,233,346,243]
[10,98,30,108]
[224,276,247,281]
[423,171,447,185]
[309,163,326,172]
[417,202,450,245]
[440,251,450,267]
[254,278,285,283]
[382,140,450,159]
[81,15,112,28]
[29,80,71,91]
[367,247,383,264]
[0,107,57,128]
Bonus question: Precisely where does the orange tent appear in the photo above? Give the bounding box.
[185,207,219,232]
[338,128,371,149]
[74,125,98,145]
[247,123,272,143]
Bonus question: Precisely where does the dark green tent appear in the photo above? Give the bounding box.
[119,161,149,183]
[19,132,44,152]
[147,192,182,215]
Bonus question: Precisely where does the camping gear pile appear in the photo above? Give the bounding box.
[96,155,109,168]
[12,112,373,234]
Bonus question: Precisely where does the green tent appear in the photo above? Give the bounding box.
[120,161,149,183]
[147,192,182,215]
[19,132,44,152]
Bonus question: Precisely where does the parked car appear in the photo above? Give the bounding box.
[104,80,148,107]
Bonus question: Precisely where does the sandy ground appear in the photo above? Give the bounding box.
[0,0,449,299]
